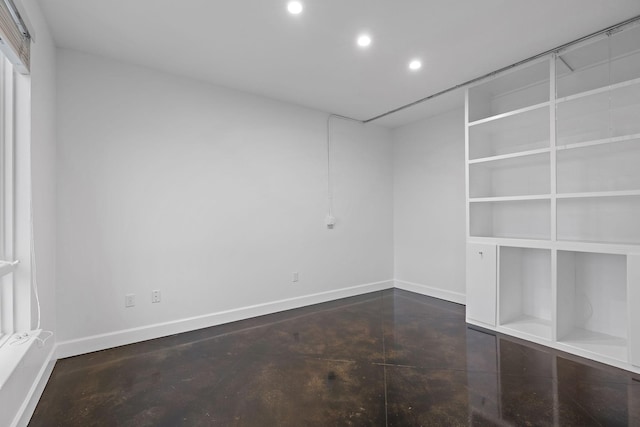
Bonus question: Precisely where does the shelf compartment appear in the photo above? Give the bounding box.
[557,251,628,362]
[468,59,550,122]
[468,105,550,160]
[499,247,552,340]
[470,199,550,240]
[469,152,550,198]
[556,137,640,193]
[557,24,640,98]
[556,81,640,146]
[557,195,640,245]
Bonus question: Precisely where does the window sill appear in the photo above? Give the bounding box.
[0,330,40,390]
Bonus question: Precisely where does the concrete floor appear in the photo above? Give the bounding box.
[30,289,640,426]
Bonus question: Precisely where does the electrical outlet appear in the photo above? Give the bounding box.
[152,290,161,303]
[125,294,136,307]
[292,272,299,282]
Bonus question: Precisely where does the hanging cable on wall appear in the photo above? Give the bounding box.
[325,113,363,229]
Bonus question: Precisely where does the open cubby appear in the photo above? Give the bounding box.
[557,196,640,245]
[557,251,628,362]
[469,152,550,198]
[468,105,549,159]
[556,82,640,146]
[499,247,552,340]
[556,24,640,98]
[470,199,550,240]
[557,137,640,193]
[468,60,550,122]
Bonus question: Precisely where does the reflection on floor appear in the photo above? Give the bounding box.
[30,289,640,426]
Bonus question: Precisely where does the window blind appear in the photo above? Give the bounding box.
[0,0,29,74]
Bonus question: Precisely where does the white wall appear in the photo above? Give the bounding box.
[392,109,466,303]
[55,49,394,355]
[1,1,57,426]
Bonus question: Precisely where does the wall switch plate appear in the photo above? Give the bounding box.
[152,290,161,303]
[292,272,299,282]
[125,294,136,307]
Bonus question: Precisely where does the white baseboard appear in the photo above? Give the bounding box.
[55,279,394,359]
[13,346,56,427]
[394,279,466,305]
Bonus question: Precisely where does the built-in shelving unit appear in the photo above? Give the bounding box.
[465,22,640,374]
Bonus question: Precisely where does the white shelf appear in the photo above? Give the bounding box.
[468,237,553,249]
[557,190,640,199]
[470,195,550,203]
[556,132,640,151]
[468,101,549,127]
[500,315,552,341]
[553,240,640,255]
[558,329,628,363]
[468,148,551,164]
[556,76,640,104]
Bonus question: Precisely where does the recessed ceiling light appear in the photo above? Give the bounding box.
[287,1,303,14]
[357,34,372,47]
[409,59,422,71]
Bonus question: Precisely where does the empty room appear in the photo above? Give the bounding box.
[1,0,640,425]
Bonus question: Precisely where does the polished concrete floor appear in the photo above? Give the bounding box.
[31,289,640,426]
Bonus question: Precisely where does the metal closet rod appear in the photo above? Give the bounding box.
[359,13,640,124]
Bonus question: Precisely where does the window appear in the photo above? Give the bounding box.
[0,0,31,346]
[0,52,18,345]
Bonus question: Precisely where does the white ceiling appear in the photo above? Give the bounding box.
[38,0,640,127]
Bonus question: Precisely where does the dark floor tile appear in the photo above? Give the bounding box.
[31,354,385,427]
[386,365,600,427]
[497,338,555,379]
[498,373,598,426]
[556,356,640,426]
[385,366,472,426]
[383,313,469,369]
[29,290,640,426]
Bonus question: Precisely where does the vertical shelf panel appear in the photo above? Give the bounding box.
[628,254,640,367]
